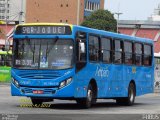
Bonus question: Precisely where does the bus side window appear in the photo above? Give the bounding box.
[113,39,123,64]
[124,41,133,65]
[144,44,152,66]
[89,35,100,62]
[101,37,111,63]
[134,43,143,66]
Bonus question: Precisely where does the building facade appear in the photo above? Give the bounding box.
[0,0,26,47]
[118,20,160,53]
[0,0,9,20]
[148,4,160,21]
[0,0,26,23]
[26,0,104,25]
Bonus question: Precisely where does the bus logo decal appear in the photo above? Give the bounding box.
[132,67,136,74]
[95,67,109,78]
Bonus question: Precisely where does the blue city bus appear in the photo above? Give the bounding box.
[11,23,154,108]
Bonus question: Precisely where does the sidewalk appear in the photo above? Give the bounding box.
[140,93,160,97]
[0,83,10,86]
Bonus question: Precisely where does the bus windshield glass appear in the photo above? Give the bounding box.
[13,39,74,70]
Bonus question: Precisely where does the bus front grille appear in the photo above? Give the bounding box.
[22,88,56,94]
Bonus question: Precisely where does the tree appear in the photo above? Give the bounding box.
[81,10,117,32]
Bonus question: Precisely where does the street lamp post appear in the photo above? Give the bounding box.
[77,0,80,25]
[5,0,9,50]
[114,12,123,33]
[19,0,24,24]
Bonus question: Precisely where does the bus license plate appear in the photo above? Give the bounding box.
[33,90,44,94]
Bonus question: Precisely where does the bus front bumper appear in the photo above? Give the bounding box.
[11,82,75,98]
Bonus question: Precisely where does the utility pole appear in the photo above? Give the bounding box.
[114,12,123,33]
[5,0,8,32]
[77,0,80,25]
[5,0,9,50]
[19,0,24,24]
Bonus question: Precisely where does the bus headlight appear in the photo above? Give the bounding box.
[59,78,72,89]
[12,78,20,88]
[59,81,66,88]
[66,78,72,85]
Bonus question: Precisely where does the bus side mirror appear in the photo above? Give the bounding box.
[76,31,86,39]
[76,31,87,62]
[76,39,87,72]
[76,39,86,62]
[79,42,85,53]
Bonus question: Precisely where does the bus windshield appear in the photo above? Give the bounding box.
[13,39,74,70]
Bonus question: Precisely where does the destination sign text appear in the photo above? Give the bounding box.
[16,26,72,35]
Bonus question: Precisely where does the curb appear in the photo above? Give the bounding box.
[0,83,10,86]
[142,93,160,97]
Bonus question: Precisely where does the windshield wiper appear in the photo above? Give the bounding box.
[26,39,35,63]
[47,36,59,54]
[26,39,34,53]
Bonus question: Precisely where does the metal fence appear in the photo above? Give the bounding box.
[154,64,160,93]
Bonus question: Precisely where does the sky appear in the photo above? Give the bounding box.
[105,0,160,20]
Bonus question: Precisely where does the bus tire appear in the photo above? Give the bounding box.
[31,98,43,106]
[127,82,136,105]
[116,82,135,106]
[76,84,94,108]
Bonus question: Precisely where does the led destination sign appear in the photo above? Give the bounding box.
[16,26,72,35]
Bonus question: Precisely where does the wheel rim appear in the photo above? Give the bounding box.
[129,87,134,102]
[87,89,92,102]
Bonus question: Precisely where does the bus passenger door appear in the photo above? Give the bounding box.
[75,31,88,97]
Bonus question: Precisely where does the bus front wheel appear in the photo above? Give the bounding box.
[116,82,135,106]
[76,84,94,108]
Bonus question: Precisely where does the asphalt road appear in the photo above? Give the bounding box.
[0,84,160,120]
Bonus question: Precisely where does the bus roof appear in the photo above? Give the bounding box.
[17,23,71,26]
[15,23,153,45]
[16,23,73,29]
[73,25,154,45]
